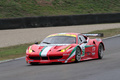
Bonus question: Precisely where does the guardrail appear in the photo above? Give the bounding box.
[0,13,120,30]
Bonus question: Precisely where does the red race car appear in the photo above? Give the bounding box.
[26,33,105,65]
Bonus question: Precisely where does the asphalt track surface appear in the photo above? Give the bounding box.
[0,36,120,80]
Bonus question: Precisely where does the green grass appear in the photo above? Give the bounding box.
[0,28,120,61]
[0,0,120,18]
[0,43,33,60]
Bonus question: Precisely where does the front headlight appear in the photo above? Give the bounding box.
[28,46,35,53]
[60,49,66,52]
[29,46,32,53]
[60,45,71,52]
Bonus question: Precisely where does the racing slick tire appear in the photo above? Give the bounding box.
[98,44,104,59]
[75,47,81,62]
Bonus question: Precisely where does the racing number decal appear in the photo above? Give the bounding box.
[80,43,86,57]
[78,35,87,57]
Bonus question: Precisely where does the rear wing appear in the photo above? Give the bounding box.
[82,33,103,37]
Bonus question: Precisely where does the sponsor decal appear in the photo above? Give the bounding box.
[28,60,34,61]
[92,53,95,55]
[63,54,69,56]
[40,60,50,62]
[86,52,90,55]
[92,47,96,51]
[58,59,65,61]
[87,53,90,55]
[71,58,75,61]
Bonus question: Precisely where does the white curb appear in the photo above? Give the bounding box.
[0,57,25,64]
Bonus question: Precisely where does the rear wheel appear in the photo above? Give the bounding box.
[75,47,81,62]
[98,44,104,59]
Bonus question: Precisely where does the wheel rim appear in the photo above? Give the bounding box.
[76,47,81,61]
[99,45,104,58]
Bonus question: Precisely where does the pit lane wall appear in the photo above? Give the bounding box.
[0,13,120,30]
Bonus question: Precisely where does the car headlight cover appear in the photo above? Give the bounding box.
[29,46,34,53]
[60,45,71,52]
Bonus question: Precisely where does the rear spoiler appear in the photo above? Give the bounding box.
[82,33,104,37]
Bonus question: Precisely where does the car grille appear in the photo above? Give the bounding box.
[29,56,63,60]
[29,57,40,60]
[41,57,48,60]
[49,56,63,60]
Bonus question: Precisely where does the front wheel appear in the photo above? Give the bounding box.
[75,47,81,62]
[98,44,104,59]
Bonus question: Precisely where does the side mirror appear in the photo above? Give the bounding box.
[83,41,87,43]
[93,41,96,44]
[35,42,38,44]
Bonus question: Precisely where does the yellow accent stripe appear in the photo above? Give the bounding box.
[47,34,76,38]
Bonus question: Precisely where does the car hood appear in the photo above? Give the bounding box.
[32,44,71,51]
[29,44,76,57]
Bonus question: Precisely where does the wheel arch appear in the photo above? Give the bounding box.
[99,42,105,51]
[77,46,82,53]
[75,46,81,62]
[98,42,104,59]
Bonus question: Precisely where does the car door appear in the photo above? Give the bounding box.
[83,39,96,58]
[78,35,88,57]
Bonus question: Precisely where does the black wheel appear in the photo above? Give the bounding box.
[75,47,81,62]
[98,44,104,59]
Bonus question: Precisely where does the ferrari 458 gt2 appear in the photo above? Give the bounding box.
[26,33,105,65]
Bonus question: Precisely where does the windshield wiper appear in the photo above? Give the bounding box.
[42,42,51,44]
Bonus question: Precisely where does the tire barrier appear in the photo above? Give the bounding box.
[0,13,120,30]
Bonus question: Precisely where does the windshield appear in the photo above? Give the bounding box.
[41,36,76,44]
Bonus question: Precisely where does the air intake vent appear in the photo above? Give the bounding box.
[29,57,40,60]
[41,57,48,60]
[49,56,62,60]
